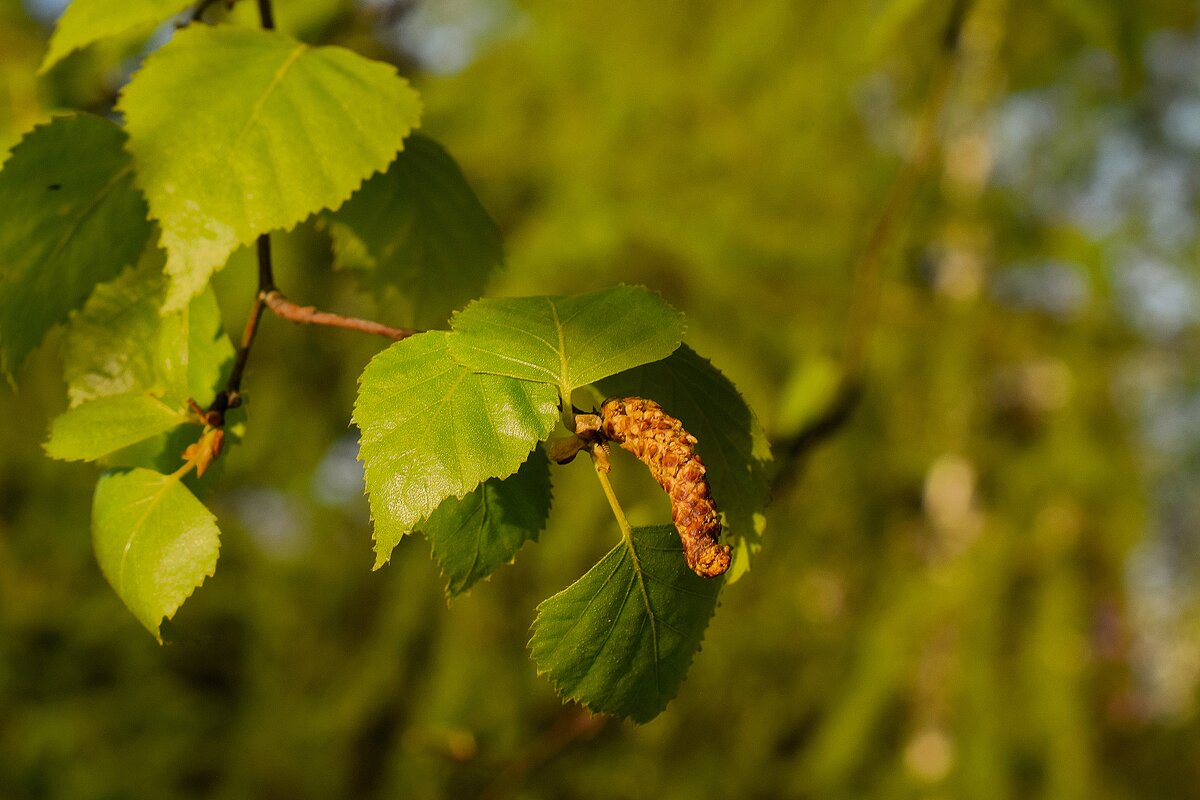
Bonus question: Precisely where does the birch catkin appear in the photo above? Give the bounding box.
[596,397,731,578]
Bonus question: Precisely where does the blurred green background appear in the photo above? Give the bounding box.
[4,0,1200,797]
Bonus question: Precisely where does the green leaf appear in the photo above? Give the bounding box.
[447,286,684,399]
[421,447,551,597]
[92,467,221,640]
[0,114,152,381]
[354,331,559,568]
[40,0,194,74]
[529,524,722,723]
[63,251,233,408]
[598,344,771,581]
[328,133,504,329]
[45,393,190,462]
[118,25,422,309]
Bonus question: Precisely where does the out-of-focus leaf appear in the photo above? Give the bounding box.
[62,253,233,407]
[0,114,152,380]
[529,524,722,723]
[45,393,191,462]
[118,25,422,309]
[40,0,194,73]
[328,133,503,328]
[421,447,551,597]
[92,467,221,640]
[447,286,684,399]
[598,344,771,581]
[354,331,558,568]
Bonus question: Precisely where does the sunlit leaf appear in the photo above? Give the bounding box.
[599,344,771,581]
[118,25,422,309]
[354,331,558,568]
[421,447,551,597]
[45,393,191,462]
[0,114,152,380]
[328,133,503,328]
[529,524,722,723]
[447,286,684,399]
[92,467,221,640]
[40,0,194,73]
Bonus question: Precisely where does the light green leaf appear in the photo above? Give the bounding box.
[92,467,221,640]
[118,25,422,309]
[0,114,152,381]
[421,447,551,597]
[447,286,684,399]
[45,393,191,462]
[529,524,722,723]
[328,133,503,329]
[354,331,558,568]
[598,344,771,581]
[62,253,233,408]
[40,0,194,74]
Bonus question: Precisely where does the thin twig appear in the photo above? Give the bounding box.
[263,291,416,341]
[770,0,970,492]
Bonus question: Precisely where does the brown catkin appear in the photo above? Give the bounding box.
[598,397,731,578]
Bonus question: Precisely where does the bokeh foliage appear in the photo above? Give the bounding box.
[3,0,1200,797]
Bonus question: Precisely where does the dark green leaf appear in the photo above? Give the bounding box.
[598,344,771,581]
[529,524,722,723]
[0,114,152,380]
[422,447,551,597]
[447,286,684,399]
[328,133,503,328]
[354,331,559,568]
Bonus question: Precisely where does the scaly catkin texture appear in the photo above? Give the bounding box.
[598,397,731,578]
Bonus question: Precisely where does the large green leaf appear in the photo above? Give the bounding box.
[421,447,551,597]
[327,133,503,328]
[62,252,233,408]
[529,524,722,723]
[45,394,191,462]
[354,331,559,568]
[0,114,152,380]
[40,0,194,73]
[92,467,221,640]
[447,286,684,399]
[118,25,422,309]
[598,344,771,581]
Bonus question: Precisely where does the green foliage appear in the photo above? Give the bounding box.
[328,132,504,328]
[0,114,151,380]
[91,467,220,639]
[599,344,771,580]
[117,24,422,309]
[529,524,723,723]
[354,331,559,568]
[45,393,190,462]
[448,285,685,399]
[39,0,194,73]
[421,447,552,597]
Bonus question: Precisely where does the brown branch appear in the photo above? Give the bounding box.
[769,0,970,492]
[263,291,416,341]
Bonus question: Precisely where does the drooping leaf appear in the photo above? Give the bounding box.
[598,344,771,581]
[118,25,422,309]
[62,251,233,407]
[529,524,722,723]
[354,331,558,568]
[45,393,191,462]
[421,447,551,597]
[327,133,503,329]
[447,286,684,399]
[92,467,221,640]
[40,0,194,74]
[0,114,152,381]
